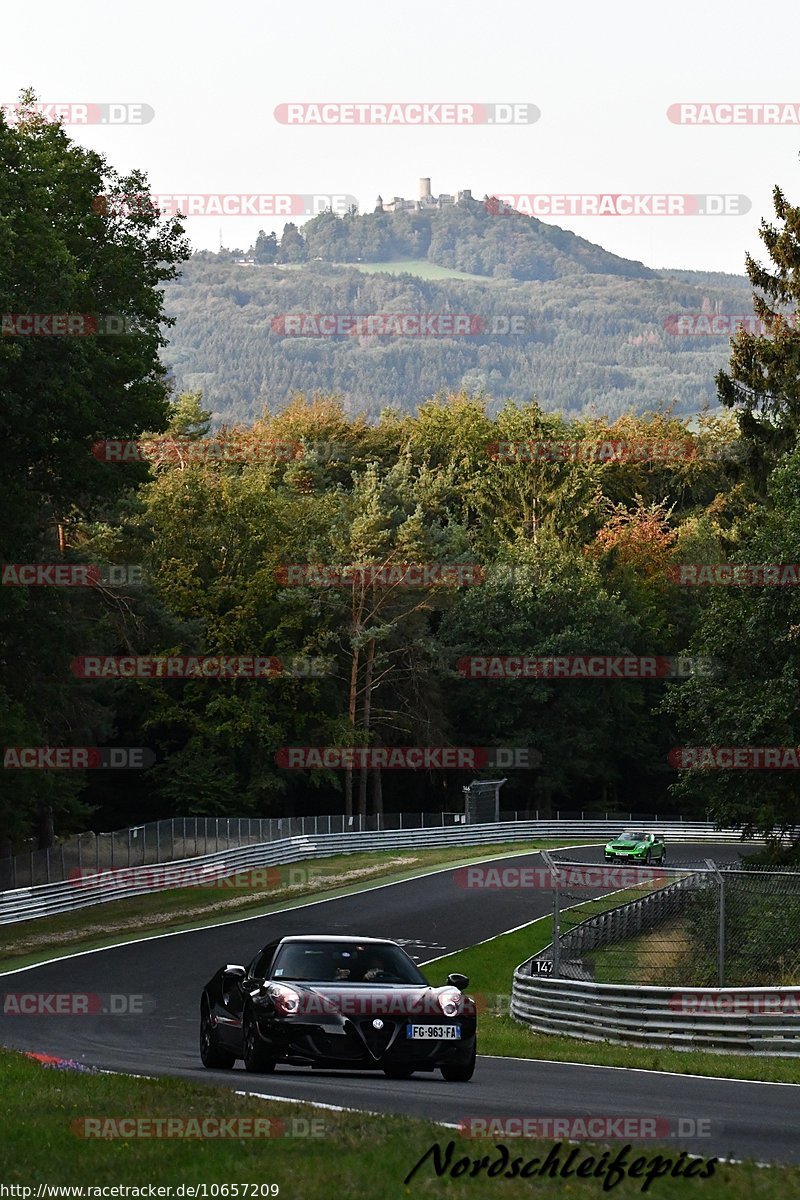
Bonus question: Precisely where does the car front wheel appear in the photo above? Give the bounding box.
[200,1001,236,1070]
[243,1008,277,1074]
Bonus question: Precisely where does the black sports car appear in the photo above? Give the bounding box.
[200,934,476,1081]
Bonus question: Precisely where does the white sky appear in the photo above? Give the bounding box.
[4,0,800,274]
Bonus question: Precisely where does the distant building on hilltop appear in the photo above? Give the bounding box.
[375,179,474,214]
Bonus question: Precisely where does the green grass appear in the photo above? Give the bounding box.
[591,916,695,985]
[424,908,800,1084]
[0,841,597,973]
[0,1048,792,1196]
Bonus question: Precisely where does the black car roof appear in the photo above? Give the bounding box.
[276,935,397,946]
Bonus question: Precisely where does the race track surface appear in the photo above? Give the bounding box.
[2,841,798,1165]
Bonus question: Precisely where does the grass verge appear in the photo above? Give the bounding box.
[0,1048,793,1196]
[0,841,595,973]
[424,909,800,1085]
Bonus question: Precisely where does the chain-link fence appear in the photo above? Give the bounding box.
[538,859,800,987]
[0,812,463,890]
[0,808,681,891]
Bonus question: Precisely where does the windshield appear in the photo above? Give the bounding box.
[269,941,428,985]
[618,831,647,842]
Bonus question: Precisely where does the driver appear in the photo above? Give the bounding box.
[360,952,387,982]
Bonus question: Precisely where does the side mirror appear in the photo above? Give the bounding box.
[222,965,246,983]
[446,972,469,991]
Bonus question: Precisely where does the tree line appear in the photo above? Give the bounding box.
[2,98,799,859]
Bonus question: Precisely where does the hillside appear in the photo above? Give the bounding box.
[159,204,754,423]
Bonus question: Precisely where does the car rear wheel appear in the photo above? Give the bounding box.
[382,1065,414,1080]
[440,1048,476,1082]
[200,1001,236,1070]
[243,1009,276,1074]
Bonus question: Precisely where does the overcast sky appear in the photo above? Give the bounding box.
[4,0,800,274]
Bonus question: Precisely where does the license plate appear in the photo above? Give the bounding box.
[406,1024,461,1040]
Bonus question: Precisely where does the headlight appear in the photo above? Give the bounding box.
[266,983,301,1016]
[437,987,461,1017]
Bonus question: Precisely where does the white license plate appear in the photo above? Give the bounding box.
[406,1024,461,1040]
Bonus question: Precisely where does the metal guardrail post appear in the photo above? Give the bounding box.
[541,851,560,977]
[705,859,725,987]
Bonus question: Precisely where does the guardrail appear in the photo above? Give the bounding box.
[0,819,773,926]
[511,973,800,1055]
[0,811,723,890]
[515,859,800,1055]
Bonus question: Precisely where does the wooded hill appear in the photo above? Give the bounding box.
[161,203,752,423]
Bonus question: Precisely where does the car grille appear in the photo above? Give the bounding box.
[355,1018,397,1058]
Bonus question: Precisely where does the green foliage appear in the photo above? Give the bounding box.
[161,255,751,424]
[0,92,189,847]
[717,173,800,482]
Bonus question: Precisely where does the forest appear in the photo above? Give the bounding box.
[2,97,800,860]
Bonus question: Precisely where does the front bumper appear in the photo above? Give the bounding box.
[252,1012,476,1069]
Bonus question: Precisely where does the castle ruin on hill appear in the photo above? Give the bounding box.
[376,178,474,214]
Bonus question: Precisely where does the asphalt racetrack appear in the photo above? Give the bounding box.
[2,841,798,1165]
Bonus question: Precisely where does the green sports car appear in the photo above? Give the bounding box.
[604,830,666,864]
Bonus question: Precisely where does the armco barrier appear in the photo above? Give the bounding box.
[0,819,772,925]
[511,973,800,1055]
[0,810,717,889]
[515,860,800,1055]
